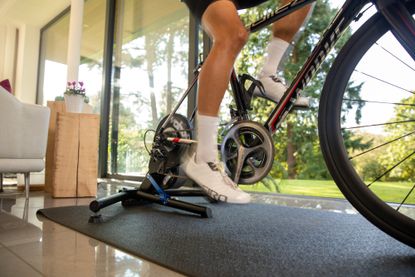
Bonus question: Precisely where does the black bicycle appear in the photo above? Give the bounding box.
[92,0,415,248]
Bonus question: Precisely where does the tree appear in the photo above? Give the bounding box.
[112,15,189,175]
[382,95,415,181]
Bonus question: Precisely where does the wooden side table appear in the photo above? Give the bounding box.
[45,102,99,198]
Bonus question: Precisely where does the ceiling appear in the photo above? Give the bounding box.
[0,0,70,27]
[0,0,188,64]
[41,0,187,64]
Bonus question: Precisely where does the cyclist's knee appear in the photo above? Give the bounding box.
[235,27,249,49]
[215,27,248,55]
[272,29,293,42]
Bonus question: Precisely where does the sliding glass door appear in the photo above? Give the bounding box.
[108,0,190,177]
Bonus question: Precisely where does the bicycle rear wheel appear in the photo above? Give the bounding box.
[319,3,415,248]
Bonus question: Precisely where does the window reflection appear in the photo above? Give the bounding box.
[78,0,106,113]
[38,14,69,105]
[109,0,189,176]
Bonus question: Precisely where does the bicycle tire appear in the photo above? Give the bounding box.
[319,2,415,248]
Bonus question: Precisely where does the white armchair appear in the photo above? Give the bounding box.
[0,86,50,198]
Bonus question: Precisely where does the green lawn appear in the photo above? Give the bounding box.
[240,179,415,204]
[368,181,415,204]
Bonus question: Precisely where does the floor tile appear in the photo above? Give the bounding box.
[8,222,184,276]
[0,186,185,276]
[0,211,42,247]
[0,247,42,277]
[1,181,411,277]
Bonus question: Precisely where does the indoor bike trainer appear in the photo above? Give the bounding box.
[89,66,213,220]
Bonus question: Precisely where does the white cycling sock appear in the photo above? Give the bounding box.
[195,113,219,164]
[258,37,290,79]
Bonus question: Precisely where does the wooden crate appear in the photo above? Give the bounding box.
[44,101,66,193]
[45,102,99,197]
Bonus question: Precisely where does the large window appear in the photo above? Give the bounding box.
[108,0,190,176]
[37,11,69,104]
[78,0,106,113]
[38,0,105,113]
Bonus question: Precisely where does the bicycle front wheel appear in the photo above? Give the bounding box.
[319,3,415,248]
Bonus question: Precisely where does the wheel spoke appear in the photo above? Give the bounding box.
[343,98,415,107]
[349,130,415,160]
[354,69,415,95]
[397,183,415,211]
[342,119,415,130]
[367,150,415,188]
[375,42,415,72]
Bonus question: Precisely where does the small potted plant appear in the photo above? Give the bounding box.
[64,81,86,113]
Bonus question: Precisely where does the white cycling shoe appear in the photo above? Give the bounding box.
[253,75,310,108]
[182,153,251,204]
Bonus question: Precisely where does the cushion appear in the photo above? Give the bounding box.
[0,79,12,93]
[0,159,45,173]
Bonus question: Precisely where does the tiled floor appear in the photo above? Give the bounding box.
[0,181,358,277]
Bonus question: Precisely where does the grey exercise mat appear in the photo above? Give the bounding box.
[37,200,415,277]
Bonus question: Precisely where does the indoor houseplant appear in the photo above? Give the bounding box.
[64,81,86,113]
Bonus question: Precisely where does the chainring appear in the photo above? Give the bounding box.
[221,120,274,184]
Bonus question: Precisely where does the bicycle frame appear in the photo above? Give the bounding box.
[227,0,415,133]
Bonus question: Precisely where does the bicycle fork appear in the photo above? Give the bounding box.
[374,0,415,61]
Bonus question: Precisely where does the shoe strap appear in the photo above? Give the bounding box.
[269,75,286,84]
[207,162,239,189]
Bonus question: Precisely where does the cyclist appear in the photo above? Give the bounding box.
[181,0,312,203]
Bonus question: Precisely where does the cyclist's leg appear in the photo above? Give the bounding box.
[265,0,312,75]
[196,0,248,163]
[198,0,248,117]
[271,0,312,42]
[183,0,251,203]
[256,1,312,105]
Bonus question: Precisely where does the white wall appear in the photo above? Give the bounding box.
[14,24,41,104]
[0,0,70,104]
[0,24,18,90]
[0,23,41,104]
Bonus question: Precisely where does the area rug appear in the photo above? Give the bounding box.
[37,199,415,277]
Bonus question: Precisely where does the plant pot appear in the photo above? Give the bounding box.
[64,94,84,113]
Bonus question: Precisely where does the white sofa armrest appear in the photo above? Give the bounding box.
[0,87,50,159]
